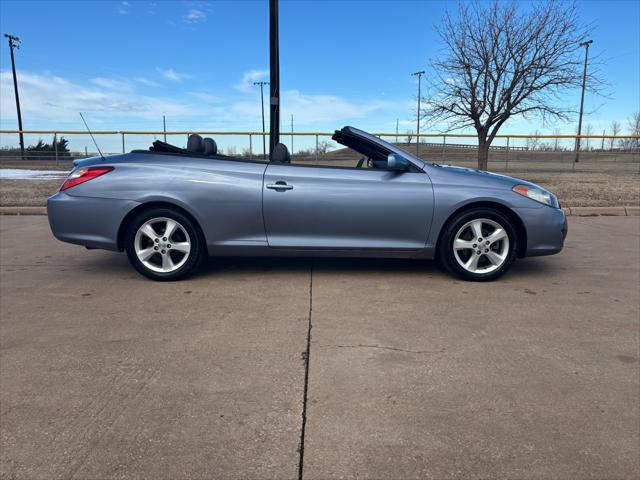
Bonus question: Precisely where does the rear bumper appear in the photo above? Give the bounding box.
[47,192,139,251]
[516,206,567,257]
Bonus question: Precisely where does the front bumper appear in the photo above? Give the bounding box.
[515,206,567,257]
[47,192,139,251]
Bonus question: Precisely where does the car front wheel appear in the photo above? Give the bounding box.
[439,208,517,281]
[124,208,204,281]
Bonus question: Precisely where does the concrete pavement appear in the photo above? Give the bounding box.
[1,216,638,479]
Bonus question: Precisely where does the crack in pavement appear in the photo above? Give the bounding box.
[332,344,446,355]
[297,259,313,480]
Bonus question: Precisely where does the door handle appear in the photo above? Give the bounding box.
[266,181,293,191]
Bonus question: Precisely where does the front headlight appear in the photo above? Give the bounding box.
[513,185,559,208]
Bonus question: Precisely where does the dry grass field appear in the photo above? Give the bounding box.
[1,148,638,207]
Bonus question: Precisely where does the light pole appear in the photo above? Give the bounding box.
[254,81,269,158]
[268,0,280,158]
[411,70,425,157]
[574,39,592,163]
[4,34,24,159]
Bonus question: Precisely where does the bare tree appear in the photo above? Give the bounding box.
[526,130,541,151]
[553,128,561,151]
[316,140,331,155]
[422,0,599,170]
[609,120,621,150]
[405,130,415,144]
[583,124,593,151]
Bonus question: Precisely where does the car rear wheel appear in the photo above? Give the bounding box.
[124,208,204,281]
[439,208,517,281]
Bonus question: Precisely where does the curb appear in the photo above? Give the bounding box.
[0,207,47,215]
[563,206,639,216]
[0,206,638,217]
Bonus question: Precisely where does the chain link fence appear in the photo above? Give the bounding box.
[1,130,639,174]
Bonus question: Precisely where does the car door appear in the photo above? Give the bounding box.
[262,163,433,250]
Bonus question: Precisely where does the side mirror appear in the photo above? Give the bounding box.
[387,153,409,171]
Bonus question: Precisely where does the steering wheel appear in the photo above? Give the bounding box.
[356,156,366,169]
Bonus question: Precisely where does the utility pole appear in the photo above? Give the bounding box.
[254,81,269,158]
[411,70,425,157]
[574,39,592,163]
[4,34,24,159]
[163,115,167,142]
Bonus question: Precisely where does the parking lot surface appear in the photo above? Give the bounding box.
[1,215,638,479]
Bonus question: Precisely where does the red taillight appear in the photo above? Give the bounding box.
[60,166,114,191]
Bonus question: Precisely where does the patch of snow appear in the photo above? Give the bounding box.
[0,169,69,180]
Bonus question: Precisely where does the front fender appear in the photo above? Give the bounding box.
[426,186,541,251]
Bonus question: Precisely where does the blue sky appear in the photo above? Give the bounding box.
[0,0,639,151]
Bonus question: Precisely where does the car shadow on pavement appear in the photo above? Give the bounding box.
[198,256,444,277]
[79,251,559,281]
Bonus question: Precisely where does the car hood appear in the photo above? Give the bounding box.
[429,164,542,190]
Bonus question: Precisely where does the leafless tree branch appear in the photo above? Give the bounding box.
[421,0,603,169]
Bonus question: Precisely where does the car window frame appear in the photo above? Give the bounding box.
[285,130,425,173]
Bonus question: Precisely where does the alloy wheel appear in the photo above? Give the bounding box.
[134,217,191,273]
[453,218,510,274]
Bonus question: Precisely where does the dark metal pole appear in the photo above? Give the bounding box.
[574,40,592,163]
[163,115,167,142]
[254,81,268,158]
[269,0,280,159]
[5,34,24,159]
[411,70,425,157]
[290,114,293,154]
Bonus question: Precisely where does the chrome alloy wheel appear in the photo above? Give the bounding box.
[453,218,510,274]
[134,217,191,273]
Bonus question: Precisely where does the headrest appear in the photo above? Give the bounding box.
[203,137,217,156]
[271,143,291,164]
[187,134,204,153]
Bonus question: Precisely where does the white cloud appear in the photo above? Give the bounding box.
[0,69,390,147]
[118,2,130,14]
[91,77,132,91]
[228,90,387,126]
[183,9,206,24]
[135,77,161,87]
[0,70,198,127]
[235,69,268,93]
[156,68,190,82]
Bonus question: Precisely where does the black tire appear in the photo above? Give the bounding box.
[124,207,205,281]
[438,207,518,282]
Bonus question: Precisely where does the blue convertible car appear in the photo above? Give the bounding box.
[48,127,567,281]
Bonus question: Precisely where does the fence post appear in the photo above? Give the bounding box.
[506,136,510,170]
[441,135,446,163]
[121,133,125,154]
[249,134,253,159]
[315,134,319,162]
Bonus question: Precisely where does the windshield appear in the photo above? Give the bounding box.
[333,126,426,168]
